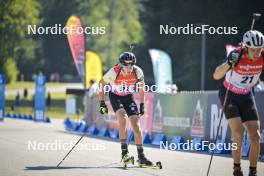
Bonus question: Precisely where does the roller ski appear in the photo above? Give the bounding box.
[121,154,134,168]
[137,155,162,169]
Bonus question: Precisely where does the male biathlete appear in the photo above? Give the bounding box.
[213,30,264,176]
[98,51,155,167]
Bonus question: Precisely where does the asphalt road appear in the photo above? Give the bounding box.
[0,118,263,176]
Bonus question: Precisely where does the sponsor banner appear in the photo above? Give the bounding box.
[153,93,207,139]
[85,90,264,155]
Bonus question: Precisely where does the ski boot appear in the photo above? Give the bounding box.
[233,169,244,176]
[121,154,134,168]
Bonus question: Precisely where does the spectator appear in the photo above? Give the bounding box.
[10,101,15,111]
[46,92,51,110]
[50,73,55,82]
[32,94,35,112]
[23,88,28,100]
[54,72,60,82]
[15,92,20,106]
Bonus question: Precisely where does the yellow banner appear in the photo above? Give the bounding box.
[85,51,102,88]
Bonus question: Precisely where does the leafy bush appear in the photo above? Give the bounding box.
[3,58,19,83]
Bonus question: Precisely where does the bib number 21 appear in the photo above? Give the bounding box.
[240,76,254,84]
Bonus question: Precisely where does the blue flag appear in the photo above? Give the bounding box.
[34,76,46,121]
[0,74,5,120]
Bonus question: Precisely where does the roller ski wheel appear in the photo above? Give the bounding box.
[121,155,134,168]
[156,161,162,169]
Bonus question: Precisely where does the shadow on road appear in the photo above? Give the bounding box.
[24,162,136,170]
[25,166,93,170]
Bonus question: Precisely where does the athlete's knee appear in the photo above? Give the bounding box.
[249,130,260,143]
[131,117,141,133]
[117,110,127,124]
[119,117,126,125]
[134,123,142,132]
[117,110,126,118]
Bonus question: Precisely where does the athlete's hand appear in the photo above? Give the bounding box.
[99,100,108,114]
[227,51,241,67]
[139,103,145,116]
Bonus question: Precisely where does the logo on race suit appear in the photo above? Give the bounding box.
[228,103,233,108]
[129,102,136,111]
[210,104,228,141]
[239,64,262,71]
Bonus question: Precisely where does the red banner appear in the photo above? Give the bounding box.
[66,16,85,84]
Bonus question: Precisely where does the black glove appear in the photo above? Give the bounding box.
[139,103,145,115]
[99,100,108,114]
[227,51,241,67]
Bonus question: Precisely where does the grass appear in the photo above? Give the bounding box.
[5,81,83,119]
[6,92,66,101]
[5,99,83,120]
[6,81,69,91]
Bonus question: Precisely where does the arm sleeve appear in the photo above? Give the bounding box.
[135,66,144,82]
[102,68,116,84]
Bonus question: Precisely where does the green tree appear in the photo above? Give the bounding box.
[0,0,41,81]
[78,0,143,70]
[3,58,19,82]
[39,0,79,79]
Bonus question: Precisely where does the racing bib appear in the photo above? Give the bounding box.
[224,56,263,94]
